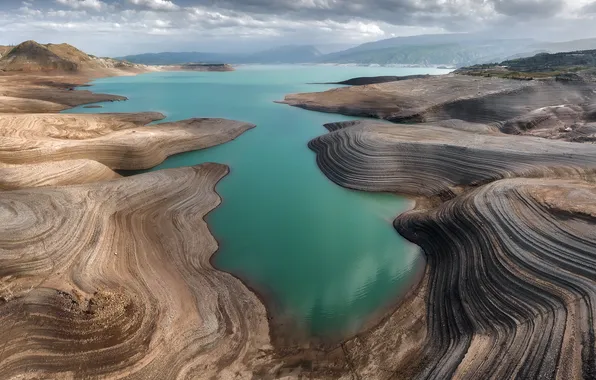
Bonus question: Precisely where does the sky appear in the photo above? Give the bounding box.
[1,0,596,56]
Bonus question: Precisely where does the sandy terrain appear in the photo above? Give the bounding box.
[5,41,596,378]
[0,112,254,171]
[0,164,273,379]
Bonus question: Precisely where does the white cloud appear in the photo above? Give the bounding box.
[128,0,180,12]
[55,0,106,11]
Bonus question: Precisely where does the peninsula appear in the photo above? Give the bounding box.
[278,49,596,378]
[0,42,272,380]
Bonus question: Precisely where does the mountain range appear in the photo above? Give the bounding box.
[119,34,596,67]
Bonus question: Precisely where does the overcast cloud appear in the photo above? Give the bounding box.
[0,0,594,56]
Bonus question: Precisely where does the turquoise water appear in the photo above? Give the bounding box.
[65,65,449,339]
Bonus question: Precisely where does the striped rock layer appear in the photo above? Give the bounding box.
[308,119,596,379]
[0,112,254,189]
[0,164,272,379]
[282,75,596,143]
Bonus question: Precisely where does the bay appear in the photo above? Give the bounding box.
[65,65,450,339]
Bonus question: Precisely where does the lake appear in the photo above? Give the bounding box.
[65,65,450,340]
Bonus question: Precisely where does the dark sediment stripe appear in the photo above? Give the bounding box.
[395,179,596,379]
[308,120,596,379]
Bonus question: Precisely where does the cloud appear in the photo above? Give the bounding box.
[128,0,180,11]
[582,1,596,13]
[1,0,594,57]
[55,0,106,11]
[490,0,565,17]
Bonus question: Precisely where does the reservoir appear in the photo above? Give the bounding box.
[65,65,450,339]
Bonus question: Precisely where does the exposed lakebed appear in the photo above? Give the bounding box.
[65,65,451,340]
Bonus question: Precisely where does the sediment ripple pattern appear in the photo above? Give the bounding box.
[0,113,255,170]
[0,159,120,189]
[309,120,596,198]
[394,178,596,379]
[0,164,271,379]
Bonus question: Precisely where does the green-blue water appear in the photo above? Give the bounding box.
[65,65,449,339]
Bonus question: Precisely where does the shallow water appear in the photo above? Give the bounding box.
[65,65,450,339]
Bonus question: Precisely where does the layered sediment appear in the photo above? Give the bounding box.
[394,178,596,379]
[0,112,255,171]
[0,159,120,190]
[282,74,596,142]
[0,164,272,379]
[309,120,596,197]
[302,109,596,378]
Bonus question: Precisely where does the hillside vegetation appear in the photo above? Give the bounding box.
[456,49,596,80]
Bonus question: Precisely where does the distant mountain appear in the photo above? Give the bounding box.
[536,38,596,53]
[242,45,321,63]
[120,45,321,65]
[117,35,596,68]
[120,51,239,65]
[319,35,539,66]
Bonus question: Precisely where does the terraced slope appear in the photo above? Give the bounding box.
[309,120,596,197]
[0,164,272,379]
[282,75,596,141]
[306,119,596,379]
[0,112,254,188]
[395,178,596,379]
[0,159,120,190]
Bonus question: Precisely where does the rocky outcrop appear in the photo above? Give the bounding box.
[166,63,235,72]
[319,74,431,86]
[282,74,596,142]
[0,164,272,379]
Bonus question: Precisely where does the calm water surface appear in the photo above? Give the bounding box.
[65,65,450,338]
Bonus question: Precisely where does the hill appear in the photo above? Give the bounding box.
[0,40,146,74]
[456,49,596,80]
[0,45,12,58]
[319,35,538,66]
[0,40,78,72]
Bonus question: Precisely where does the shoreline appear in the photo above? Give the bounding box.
[0,67,420,375]
[294,76,596,377]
